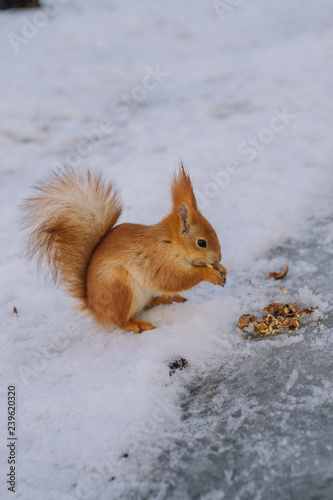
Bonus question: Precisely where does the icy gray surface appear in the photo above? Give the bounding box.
[113,217,333,500]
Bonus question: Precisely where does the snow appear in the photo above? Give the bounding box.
[1,0,333,499]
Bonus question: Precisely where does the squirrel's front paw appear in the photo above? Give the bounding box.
[204,264,227,286]
[212,263,227,285]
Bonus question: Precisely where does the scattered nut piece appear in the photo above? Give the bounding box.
[263,302,284,314]
[269,265,289,281]
[13,306,18,315]
[238,300,318,339]
[296,306,318,316]
[238,314,257,330]
[278,318,300,329]
[284,303,297,317]
[254,322,268,331]
[282,289,288,295]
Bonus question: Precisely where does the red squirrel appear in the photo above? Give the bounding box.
[22,165,227,333]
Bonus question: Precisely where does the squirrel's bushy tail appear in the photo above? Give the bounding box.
[22,167,122,309]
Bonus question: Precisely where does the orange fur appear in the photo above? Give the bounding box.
[22,165,227,333]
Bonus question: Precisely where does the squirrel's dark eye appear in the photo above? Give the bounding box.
[197,239,207,248]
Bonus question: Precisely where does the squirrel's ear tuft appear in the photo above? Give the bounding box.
[178,203,190,234]
[172,161,198,214]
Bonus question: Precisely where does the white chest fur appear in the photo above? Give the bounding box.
[128,271,155,316]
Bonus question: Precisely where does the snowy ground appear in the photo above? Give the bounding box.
[1,1,333,499]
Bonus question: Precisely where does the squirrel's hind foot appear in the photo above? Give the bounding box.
[121,318,157,334]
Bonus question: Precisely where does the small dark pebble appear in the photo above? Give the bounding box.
[168,357,188,376]
[108,476,116,482]
[122,453,129,458]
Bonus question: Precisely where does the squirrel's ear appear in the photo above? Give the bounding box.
[178,203,190,234]
[172,162,198,214]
